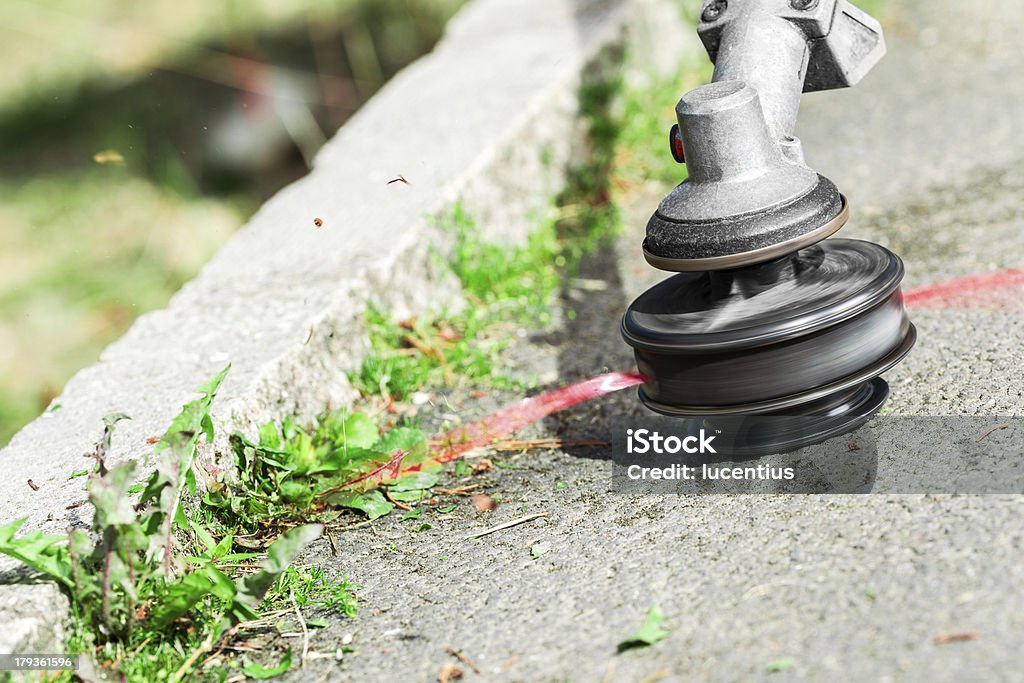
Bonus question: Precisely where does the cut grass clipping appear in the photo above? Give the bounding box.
[0,368,355,682]
[617,604,670,652]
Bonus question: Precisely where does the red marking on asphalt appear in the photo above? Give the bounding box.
[903,268,1024,310]
[395,266,1024,476]
[425,371,646,465]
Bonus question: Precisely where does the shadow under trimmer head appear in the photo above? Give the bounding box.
[622,0,915,451]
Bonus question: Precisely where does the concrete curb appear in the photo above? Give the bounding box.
[0,0,686,655]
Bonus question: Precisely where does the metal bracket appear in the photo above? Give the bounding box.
[698,0,886,138]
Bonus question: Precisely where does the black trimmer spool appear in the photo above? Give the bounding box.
[654,378,888,460]
[621,239,916,453]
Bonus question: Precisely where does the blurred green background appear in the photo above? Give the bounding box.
[0,0,465,445]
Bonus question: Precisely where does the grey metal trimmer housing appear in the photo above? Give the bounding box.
[645,0,885,270]
[622,0,915,450]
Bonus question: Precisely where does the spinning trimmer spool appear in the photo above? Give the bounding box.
[621,0,915,451]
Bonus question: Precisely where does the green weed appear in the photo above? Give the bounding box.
[350,302,521,403]
[0,368,353,681]
[348,203,569,402]
[203,410,440,536]
[263,565,357,617]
